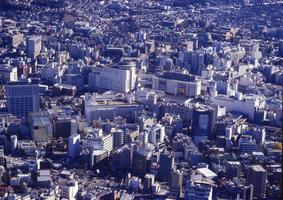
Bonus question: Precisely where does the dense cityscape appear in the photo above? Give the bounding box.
[0,0,282,199]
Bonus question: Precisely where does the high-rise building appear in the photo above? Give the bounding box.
[6,81,40,118]
[246,165,267,197]
[82,128,113,156]
[27,36,42,59]
[37,159,52,188]
[158,150,174,181]
[29,111,53,143]
[53,115,72,139]
[145,124,165,145]
[243,185,253,200]
[191,105,216,143]
[111,145,132,170]
[185,50,204,75]
[132,151,148,177]
[0,146,5,167]
[61,181,79,200]
[144,174,155,193]
[131,145,153,177]
[171,169,184,198]
[10,135,17,153]
[112,128,125,149]
[278,40,283,57]
[68,134,80,158]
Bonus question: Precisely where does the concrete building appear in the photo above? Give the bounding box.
[6,81,40,118]
[279,40,283,57]
[82,128,113,156]
[171,169,184,198]
[27,36,42,59]
[246,165,267,197]
[111,145,132,170]
[0,66,17,84]
[61,181,78,200]
[88,62,136,93]
[145,123,165,145]
[210,93,265,121]
[152,72,201,97]
[191,104,216,143]
[112,128,125,149]
[185,180,213,200]
[29,112,53,143]
[159,150,174,181]
[84,92,141,124]
[68,134,80,158]
[2,32,23,48]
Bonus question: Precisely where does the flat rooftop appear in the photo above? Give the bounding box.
[251,165,266,172]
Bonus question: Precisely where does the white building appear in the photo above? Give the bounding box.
[82,128,113,156]
[210,92,265,121]
[0,66,17,83]
[88,62,136,93]
[145,123,165,145]
[27,36,42,59]
[61,181,78,200]
[68,134,80,158]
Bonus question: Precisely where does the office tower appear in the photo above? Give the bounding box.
[111,146,132,170]
[243,185,253,200]
[146,124,165,145]
[37,159,52,188]
[225,161,241,178]
[246,165,267,197]
[68,134,80,158]
[171,169,184,198]
[6,81,40,118]
[191,105,216,143]
[29,112,53,143]
[187,50,204,75]
[158,150,174,181]
[185,180,213,200]
[53,115,72,139]
[144,174,155,193]
[112,128,125,149]
[0,146,5,167]
[10,135,17,153]
[239,135,257,154]
[131,145,153,177]
[90,150,108,168]
[132,151,147,176]
[70,119,78,135]
[279,40,283,57]
[27,36,42,59]
[61,181,78,200]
